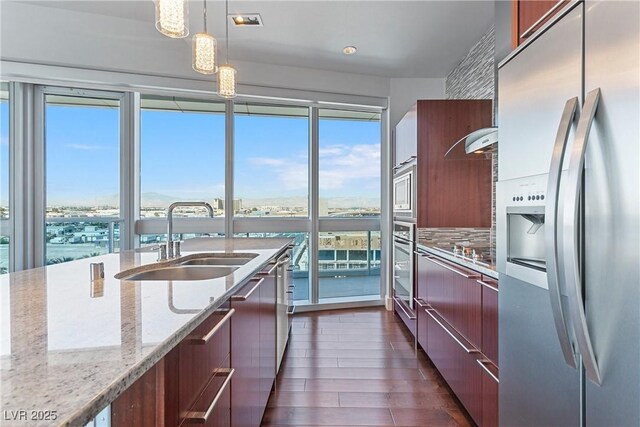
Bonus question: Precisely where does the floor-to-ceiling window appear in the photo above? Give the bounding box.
[234,103,309,217]
[138,96,226,244]
[44,91,121,265]
[0,83,9,274]
[233,103,311,301]
[318,109,381,301]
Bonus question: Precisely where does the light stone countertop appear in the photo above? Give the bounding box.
[0,237,292,427]
[416,243,499,280]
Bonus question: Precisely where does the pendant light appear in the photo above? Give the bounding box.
[217,0,237,98]
[192,0,217,74]
[155,0,189,38]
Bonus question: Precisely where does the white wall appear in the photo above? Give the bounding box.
[389,78,445,127]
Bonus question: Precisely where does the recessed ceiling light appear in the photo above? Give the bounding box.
[231,14,263,26]
[343,46,357,55]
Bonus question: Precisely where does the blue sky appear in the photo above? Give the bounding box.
[3,104,380,207]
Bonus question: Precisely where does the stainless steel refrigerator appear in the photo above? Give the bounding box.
[496,1,639,426]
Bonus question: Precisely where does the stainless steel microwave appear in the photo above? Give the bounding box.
[393,168,415,216]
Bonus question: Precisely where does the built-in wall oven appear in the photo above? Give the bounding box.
[393,221,416,312]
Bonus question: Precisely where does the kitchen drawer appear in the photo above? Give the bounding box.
[424,256,481,349]
[182,359,233,427]
[394,296,416,337]
[478,358,499,427]
[479,277,499,365]
[426,308,482,425]
[178,307,233,422]
[415,297,429,352]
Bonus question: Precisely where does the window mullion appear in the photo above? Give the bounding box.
[309,106,319,304]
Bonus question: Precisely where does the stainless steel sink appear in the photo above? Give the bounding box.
[118,265,238,281]
[179,253,258,266]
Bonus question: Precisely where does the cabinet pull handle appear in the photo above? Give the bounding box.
[413,250,432,258]
[277,256,291,266]
[393,297,416,319]
[519,0,566,39]
[231,277,264,302]
[413,297,429,308]
[257,261,278,276]
[477,359,499,383]
[286,290,294,294]
[425,256,479,279]
[183,367,235,423]
[190,308,235,345]
[425,308,478,354]
[476,279,499,292]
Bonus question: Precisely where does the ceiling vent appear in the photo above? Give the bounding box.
[231,14,263,27]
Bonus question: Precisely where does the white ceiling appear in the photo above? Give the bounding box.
[20,0,494,78]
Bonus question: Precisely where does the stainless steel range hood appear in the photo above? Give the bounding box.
[444,127,498,158]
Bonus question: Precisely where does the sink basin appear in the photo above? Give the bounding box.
[180,253,259,266]
[118,266,238,281]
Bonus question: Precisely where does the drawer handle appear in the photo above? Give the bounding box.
[425,257,479,279]
[477,359,499,383]
[277,256,291,266]
[183,367,235,423]
[257,261,278,276]
[287,305,296,315]
[413,297,429,308]
[190,308,235,345]
[477,279,498,292]
[413,250,432,258]
[231,277,264,301]
[393,297,417,320]
[520,0,566,39]
[425,308,478,354]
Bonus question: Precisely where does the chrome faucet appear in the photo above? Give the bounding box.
[165,201,214,259]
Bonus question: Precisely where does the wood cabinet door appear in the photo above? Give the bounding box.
[259,263,278,421]
[231,278,263,427]
[479,360,499,427]
[415,254,430,351]
[516,0,568,45]
[426,309,483,425]
[480,277,499,365]
[416,100,492,228]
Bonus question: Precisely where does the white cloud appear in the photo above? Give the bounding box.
[246,143,380,193]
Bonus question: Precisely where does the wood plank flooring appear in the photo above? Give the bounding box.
[262,307,474,426]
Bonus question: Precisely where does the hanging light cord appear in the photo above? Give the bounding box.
[225,0,229,64]
[203,0,207,33]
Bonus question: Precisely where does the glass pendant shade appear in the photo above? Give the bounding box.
[192,33,217,74]
[217,65,237,98]
[155,0,189,38]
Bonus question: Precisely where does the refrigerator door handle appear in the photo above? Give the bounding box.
[563,88,602,385]
[545,97,579,369]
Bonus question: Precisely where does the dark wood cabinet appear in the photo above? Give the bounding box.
[478,359,499,427]
[513,0,569,47]
[231,277,263,427]
[258,263,277,421]
[425,308,483,425]
[395,100,492,228]
[422,255,481,349]
[109,255,282,427]
[416,250,499,427]
[415,254,430,351]
[479,277,499,365]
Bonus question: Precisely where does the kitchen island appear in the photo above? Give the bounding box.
[0,237,292,426]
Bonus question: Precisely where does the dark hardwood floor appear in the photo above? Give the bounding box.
[262,307,474,426]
